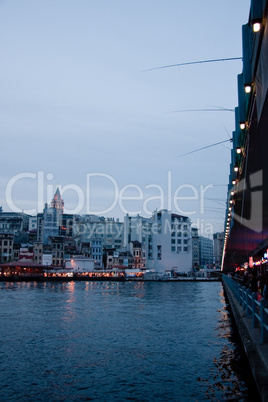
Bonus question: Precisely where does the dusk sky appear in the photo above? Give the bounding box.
[0,0,250,236]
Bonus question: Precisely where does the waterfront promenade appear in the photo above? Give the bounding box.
[222,275,268,402]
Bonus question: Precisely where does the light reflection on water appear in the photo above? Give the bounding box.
[0,281,261,401]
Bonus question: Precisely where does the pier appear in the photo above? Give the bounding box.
[222,275,268,401]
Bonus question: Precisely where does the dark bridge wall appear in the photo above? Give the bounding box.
[224,6,268,269]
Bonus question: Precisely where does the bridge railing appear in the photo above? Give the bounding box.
[223,275,268,343]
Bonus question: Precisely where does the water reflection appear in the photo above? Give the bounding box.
[199,289,261,401]
[63,281,76,322]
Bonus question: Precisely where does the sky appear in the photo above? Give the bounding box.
[0,0,251,237]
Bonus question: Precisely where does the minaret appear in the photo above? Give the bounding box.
[50,188,64,214]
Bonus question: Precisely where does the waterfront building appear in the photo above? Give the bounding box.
[124,210,192,273]
[51,236,65,267]
[106,249,133,269]
[0,233,14,263]
[33,241,43,265]
[65,257,95,273]
[42,250,52,267]
[199,236,213,267]
[64,237,77,257]
[213,232,224,268]
[0,260,45,278]
[19,245,34,261]
[148,210,192,273]
[73,215,123,257]
[191,227,200,269]
[129,241,145,269]
[124,214,151,246]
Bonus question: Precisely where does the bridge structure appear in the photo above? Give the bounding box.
[222,275,268,401]
[222,0,268,273]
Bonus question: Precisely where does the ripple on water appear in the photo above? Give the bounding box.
[0,281,261,401]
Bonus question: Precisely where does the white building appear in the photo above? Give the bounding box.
[65,257,95,273]
[124,210,192,273]
[29,216,37,232]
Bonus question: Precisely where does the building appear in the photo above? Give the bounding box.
[124,210,192,273]
[199,236,213,267]
[0,260,45,278]
[0,233,14,263]
[19,245,34,261]
[28,216,38,232]
[50,188,64,213]
[124,214,151,246]
[51,236,65,267]
[33,241,43,265]
[37,188,65,245]
[213,232,224,268]
[106,249,132,269]
[222,0,268,272]
[73,215,123,260]
[191,227,200,269]
[65,257,95,273]
[129,241,145,269]
[0,210,30,233]
[148,210,192,273]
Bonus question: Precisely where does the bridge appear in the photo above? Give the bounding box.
[222,274,268,401]
[222,0,268,273]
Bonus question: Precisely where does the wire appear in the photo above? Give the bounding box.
[170,108,234,113]
[174,139,232,158]
[143,57,242,72]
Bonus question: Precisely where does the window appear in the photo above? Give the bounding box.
[177,246,182,252]
[177,239,181,244]
[171,239,175,244]
[171,246,175,252]
[184,247,188,252]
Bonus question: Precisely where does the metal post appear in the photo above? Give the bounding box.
[260,299,268,343]
[242,287,247,310]
[246,289,252,317]
[239,287,242,306]
[252,292,258,328]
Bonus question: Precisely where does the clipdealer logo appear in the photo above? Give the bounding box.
[232,170,263,233]
[5,170,213,217]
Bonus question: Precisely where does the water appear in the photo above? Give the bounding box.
[0,281,260,401]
